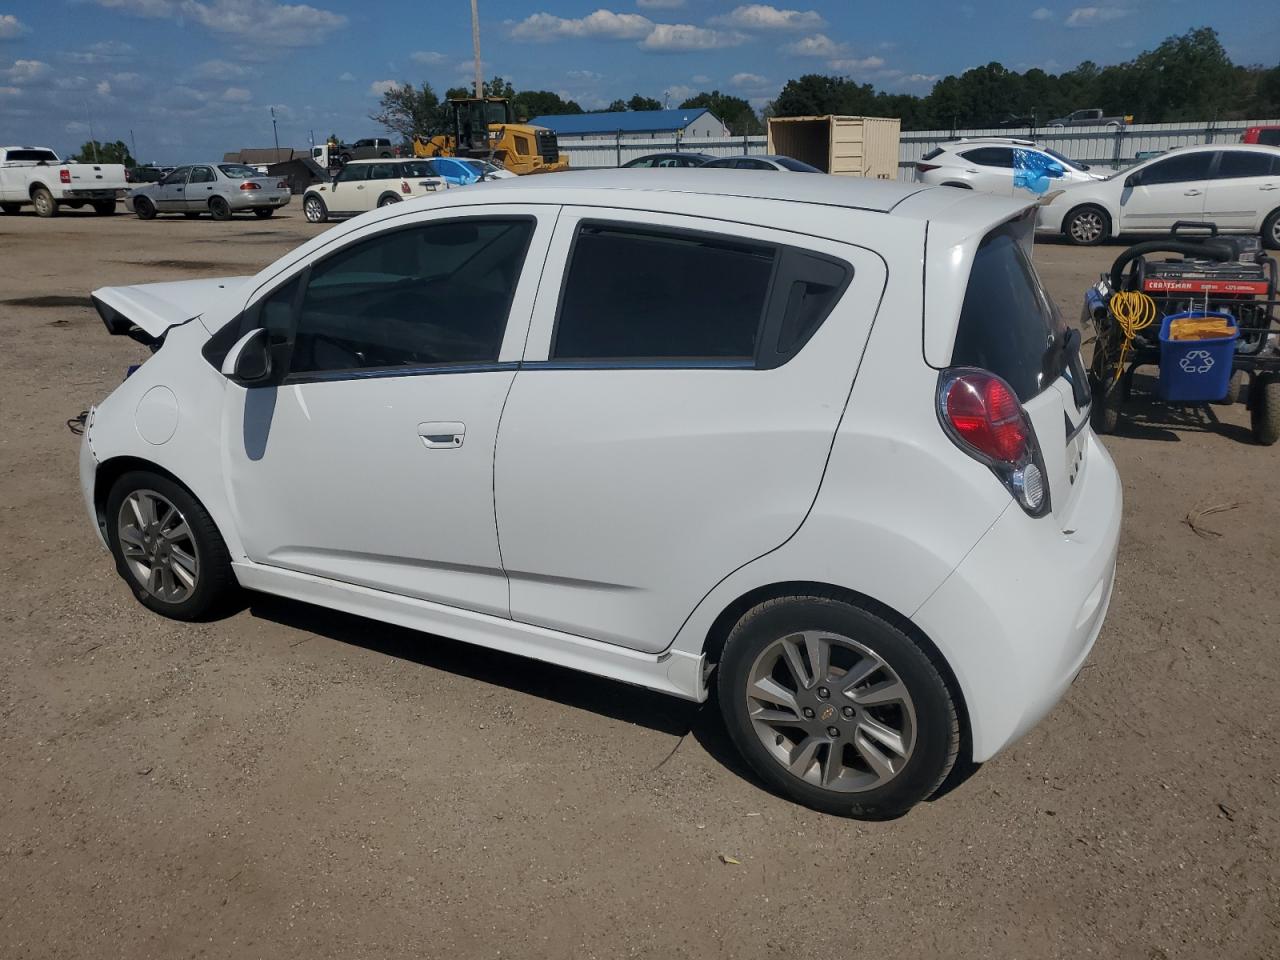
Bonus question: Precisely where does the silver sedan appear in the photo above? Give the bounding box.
[129,163,292,221]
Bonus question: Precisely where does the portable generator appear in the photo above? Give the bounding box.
[1082,222,1280,445]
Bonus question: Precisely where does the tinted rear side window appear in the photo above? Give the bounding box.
[1215,151,1276,179]
[960,147,1014,168]
[553,225,775,361]
[951,226,1064,401]
[1256,129,1280,147]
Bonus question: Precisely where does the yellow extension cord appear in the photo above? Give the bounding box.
[1108,290,1157,383]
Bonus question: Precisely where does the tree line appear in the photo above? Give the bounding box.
[372,27,1279,143]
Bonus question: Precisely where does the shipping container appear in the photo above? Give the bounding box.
[767,115,902,179]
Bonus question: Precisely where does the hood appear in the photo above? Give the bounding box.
[92,276,252,346]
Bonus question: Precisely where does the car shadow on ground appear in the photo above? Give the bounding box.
[1107,373,1255,444]
[245,591,987,814]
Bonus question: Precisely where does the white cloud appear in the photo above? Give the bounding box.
[410,50,447,64]
[827,56,885,72]
[222,86,252,101]
[691,74,710,83]
[1,59,51,83]
[641,24,746,51]
[567,69,603,80]
[369,79,399,96]
[0,14,27,38]
[664,83,694,103]
[189,58,254,80]
[710,4,824,31]
[636,0,683,7]
[0,84,20,96]
[782,33,845,57]
[91,0,346,47]
[730,72,768,88]
[337,70,355,81]
[64,40,136,64]
[65,121,91,134]
[96,79,112,96]
[1064,6,1131,26]
[510,9,653,42]
[93,0,175,16]
[901,72,940,83]
[1030,6,1053,19]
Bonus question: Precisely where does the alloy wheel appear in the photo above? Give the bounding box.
[1069,210,1104,244]
[116,489,200,604]
[745,630,917,792]
[304,196,323,222]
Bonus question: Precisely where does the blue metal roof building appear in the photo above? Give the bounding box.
[528,108,729,141]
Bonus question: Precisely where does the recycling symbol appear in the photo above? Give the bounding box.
[1179,350,1215,374]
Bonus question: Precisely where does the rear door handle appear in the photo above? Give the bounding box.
[1262,184,1278,191]
[1184,189,1202,196]
[417,421,465,449]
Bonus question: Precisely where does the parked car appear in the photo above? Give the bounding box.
[1243,125,1280,147]
[420,157,482,187]
[127,165,170,184]
[0,145,127,217]
[130,164,292,220]
[914,138,1102,196]
[302,158,444,222]
[1037,143,1280,247]
[460,158,517,180]
[699,154,823,172]
[81,170,1121,818]
[622,152,715,168]
[338,138,397,163]
[1046,108,1130,128]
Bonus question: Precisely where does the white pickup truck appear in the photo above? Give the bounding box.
[0,146,129,217]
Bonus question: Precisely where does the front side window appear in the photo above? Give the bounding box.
[336,164,369,183]
[161,166,190,185]
[289,219,534,375]
[189,166,216,184]
[1136,152,1213,185]
[1215,151,1276,179]
[553,224,775,361]
[700,158,735,168]
[626,157,654,168]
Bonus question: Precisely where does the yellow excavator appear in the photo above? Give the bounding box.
[413,97,569,175]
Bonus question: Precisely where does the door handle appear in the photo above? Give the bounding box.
[1261,184,1278,191]
[417,421,464,449]
[1184,189,1202,196]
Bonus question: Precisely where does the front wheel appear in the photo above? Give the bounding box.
[717,594,960,819]
[303,193,328,223]
[208,195,232,220]
[105,471,236,620]
[1263,208,1280,251]
[31,187,58,218]
[1064,204,1110,246]
[133,196,157,220]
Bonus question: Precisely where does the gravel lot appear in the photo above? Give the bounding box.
[1,205,1277,960]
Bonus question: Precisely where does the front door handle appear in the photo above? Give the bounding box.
[1261,184,1278,191]
[1184,189,1202,196]
[417,421,465,449]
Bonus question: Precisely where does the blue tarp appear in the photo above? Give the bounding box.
[1012,148,1066,194]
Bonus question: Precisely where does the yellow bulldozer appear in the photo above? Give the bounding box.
[413,97,569,176]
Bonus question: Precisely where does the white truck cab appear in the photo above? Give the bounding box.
[0,146,129,217]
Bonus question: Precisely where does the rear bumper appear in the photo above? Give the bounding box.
[912,431,1122,761]
[227,192,292,210]
[63,189,125,200]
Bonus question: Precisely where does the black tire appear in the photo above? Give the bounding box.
[1251,374,1280,446]
[1214,369,1247,406]
[105,470,236,621]
[303,193,328,223]
[253,207,274,218]
[183,212,201,219]
[716,593,960,819]
[132,196,156,220]
[1263,208,1280,252]
[1063,204,1110,246]
[208,195,232,220]
[31,186,58,218]
[0,202,20,214]
[339,153,352,165]
[379,151,392,158]
[92,200,116,216]
[377,193,402,208]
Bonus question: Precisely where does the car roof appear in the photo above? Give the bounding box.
[946,137,1039,148]
[345,158,403,165]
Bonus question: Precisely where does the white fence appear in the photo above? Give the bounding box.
[560,117,1280,181]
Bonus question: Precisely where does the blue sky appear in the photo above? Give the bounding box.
[1,1,1276,162]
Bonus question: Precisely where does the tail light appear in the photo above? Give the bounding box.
[915,162,939,172]
[938,368,1049,516]
[400,180,411,194]
[239,182,261,191]
[276,180,288,189]
[60,169,72,183]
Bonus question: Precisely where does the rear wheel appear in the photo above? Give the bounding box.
[377,193,401,208]
[208,195,232,220]
[303,193,328,223]
[105,471,236,620]
[133,196,156,220]
[1064,204,1110,246]
[1251,374,1280,446]
[31,186,58,218]
[717,593,959,819]
[253,207,274,218]
[1263,208,1280,251]
[91,200,116,215]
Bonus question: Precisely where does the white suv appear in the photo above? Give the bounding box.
[303,159,444,222]
[914,138,1101,196]
[80,170,1121,818]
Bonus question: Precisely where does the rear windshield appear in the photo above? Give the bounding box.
[218,164,259,178]
[399,161,436,178]
[6,149,59,163]
[775,157,822,172]
[951,223,1065,401]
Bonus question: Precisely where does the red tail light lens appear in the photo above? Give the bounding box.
[239,182,261,191]
[400,180,411,194]
[939,369,1049,516]
[276,180,288,189]
[60,169,72,183]
[915,162,940,172]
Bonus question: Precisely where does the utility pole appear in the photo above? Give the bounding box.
[470,0,482,98]
[129,128,137,164]
[271,106,280,156]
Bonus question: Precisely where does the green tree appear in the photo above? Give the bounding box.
[680,91,762,135]
[606,98,628,112]
[74,140,134,166]
[628,94,662,111]
[485,75,515,99]
[512,90,583,119]
[370,81,446,140]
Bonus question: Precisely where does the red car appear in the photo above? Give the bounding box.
[1243,126,1280,147]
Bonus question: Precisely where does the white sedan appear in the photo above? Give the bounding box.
[1038,143,1280,246]
[80,170,1120,818]
[913,137,1101,196]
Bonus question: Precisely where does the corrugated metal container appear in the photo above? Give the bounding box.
[767,116,902,179]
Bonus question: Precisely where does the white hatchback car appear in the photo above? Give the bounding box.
[913,138,1101,196]
[302,158,444,222]
[1038,143,1280,247]
[81,171,1121,818]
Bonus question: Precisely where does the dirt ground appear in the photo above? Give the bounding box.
[0,205,1277,960]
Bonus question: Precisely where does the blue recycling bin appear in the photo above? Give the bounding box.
[1157,311,1239,402]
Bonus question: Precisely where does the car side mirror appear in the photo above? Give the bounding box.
[1124,173,1139,188]
[221,328,273,386]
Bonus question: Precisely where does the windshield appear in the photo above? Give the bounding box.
[399,161,436,178]
[218,164,260,178]
[1044,148,1086,172]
